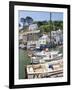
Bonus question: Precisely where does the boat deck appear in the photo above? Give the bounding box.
[26,59,63,78]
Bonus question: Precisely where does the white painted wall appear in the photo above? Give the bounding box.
[0,0,72,90]
[29,24,38,30]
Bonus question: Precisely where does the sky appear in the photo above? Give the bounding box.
[19,10,63,22]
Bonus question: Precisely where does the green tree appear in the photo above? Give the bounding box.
[37,21,48,27]
[53,21,63,30]
[39,24,53,33]
[20,18,26,28]
[26,16,33,25]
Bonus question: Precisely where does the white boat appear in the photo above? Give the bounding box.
[19,44,26,49]
[34,50,47,57]
[39,51,63,62]
[26,60,63,79]
[34,50,59,57]
[42,51,60,61]
[31,50,62,63]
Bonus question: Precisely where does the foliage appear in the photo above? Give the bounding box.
[19,15,63,34]
[53,21,63,30]
[20,18,26,26]
[36,21,48,27]
[39,21,53,33]
[20,16,33,29]
[38,20,63,33]
[26,16,33,25]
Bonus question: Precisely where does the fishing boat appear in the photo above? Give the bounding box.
[30,49,63,64]
[26,60,63,79]
[40,51,62,62]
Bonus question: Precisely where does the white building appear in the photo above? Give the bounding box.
[39,34,50,45]
[51,29,63,44]
[29,24,38,31]
[51,29,62,37]
[36,34,50,48]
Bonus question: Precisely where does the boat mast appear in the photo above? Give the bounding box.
[50,12,52,42]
